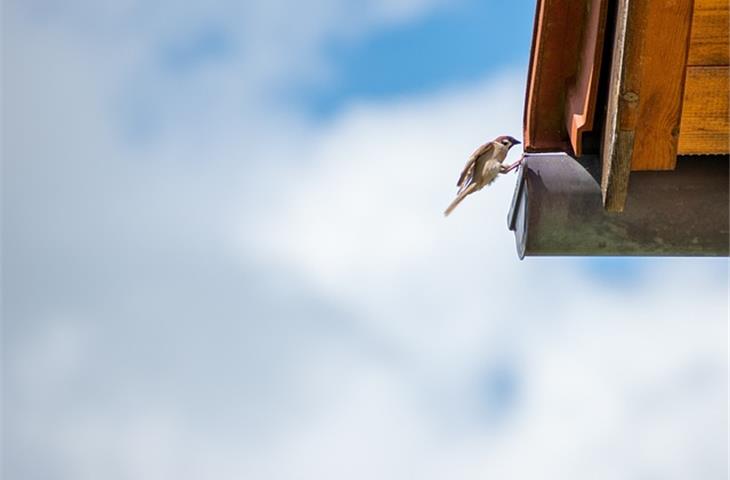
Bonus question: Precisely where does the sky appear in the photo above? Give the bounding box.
[2,0,728,479]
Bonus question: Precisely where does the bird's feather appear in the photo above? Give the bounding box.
[445,137,518,217]
[456,141,493,188]
[480,158,501,186]
[444,182,477,216]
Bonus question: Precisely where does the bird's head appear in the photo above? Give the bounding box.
[495,135,522,149]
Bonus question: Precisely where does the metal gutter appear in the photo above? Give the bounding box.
[507,153,730,257]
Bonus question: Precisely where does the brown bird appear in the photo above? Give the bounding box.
[444,135,522,216]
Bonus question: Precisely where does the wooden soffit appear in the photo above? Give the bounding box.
[678,0,730,155]
[523,0,609,156]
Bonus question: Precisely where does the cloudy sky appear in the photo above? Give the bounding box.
[3,0,728,479]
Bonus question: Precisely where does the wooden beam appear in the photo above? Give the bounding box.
[601,0,694,211]
[688,0,729,66]
[601,0,633,211]
[627,0,694,171]
[678,66,730,154]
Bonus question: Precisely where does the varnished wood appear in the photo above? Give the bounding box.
[678,66,730,154]
[565,0,609,157]
[524,0,591,153]
[688,0,729,66]
[628,0,694,171]
[602,0,695,210]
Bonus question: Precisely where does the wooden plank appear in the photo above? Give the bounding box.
[564,0,609,157]
[678,66,730,154]
[523,0,588,153]
[688,0,729,66]
[601,0,636,211]
[628,0,694,171]
[602,0,695,210]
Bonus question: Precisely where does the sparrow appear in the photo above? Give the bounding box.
[443,135,522,216]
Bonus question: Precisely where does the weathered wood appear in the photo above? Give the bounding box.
[601,0,633,211]
[602,0,694,211]
[688,0,729,66]
[565,0,609,157]
[678,66,730,154]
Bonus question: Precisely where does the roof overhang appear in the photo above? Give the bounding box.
[512,0,729,257]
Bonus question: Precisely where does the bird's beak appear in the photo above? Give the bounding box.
[514,139,522,145]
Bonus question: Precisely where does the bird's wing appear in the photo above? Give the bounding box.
[481,159,502,186]
[457,141,494,188]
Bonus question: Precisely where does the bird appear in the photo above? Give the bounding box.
[443,135,522,216]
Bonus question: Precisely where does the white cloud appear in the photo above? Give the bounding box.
[235,70,728,479]
[243,70,525,302]
[3,2,728,480]
[5,0,456,144]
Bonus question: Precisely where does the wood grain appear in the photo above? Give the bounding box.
[688,0,729,65]
[627,0,694,171]
[601,0,633,211]
[602,0,694,211]
[678,66,730,154]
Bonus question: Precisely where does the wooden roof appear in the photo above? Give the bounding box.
[523,0,729,211]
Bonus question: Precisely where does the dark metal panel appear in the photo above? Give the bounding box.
[507,154,729,257]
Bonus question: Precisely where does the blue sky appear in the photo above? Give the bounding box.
[302,0,535,114]
[3,1,728,479]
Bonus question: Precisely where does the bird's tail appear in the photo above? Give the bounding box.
[444,184,476,217]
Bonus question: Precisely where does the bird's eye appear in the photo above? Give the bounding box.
[502,139,509,145]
